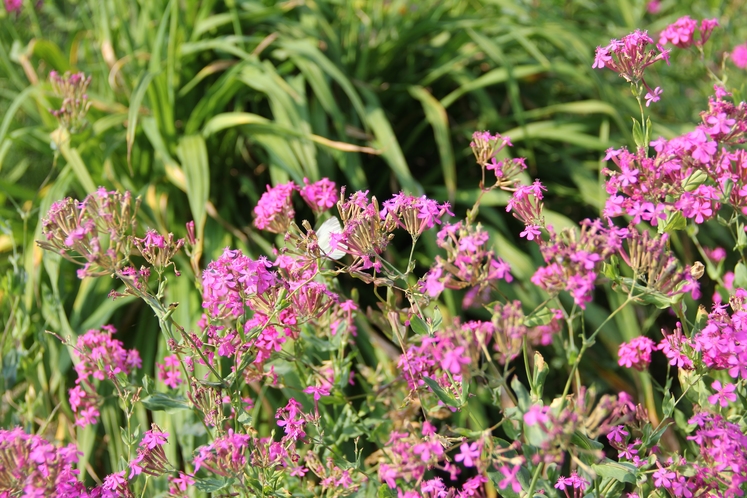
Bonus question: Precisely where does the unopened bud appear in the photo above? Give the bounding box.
[690,261,705,280]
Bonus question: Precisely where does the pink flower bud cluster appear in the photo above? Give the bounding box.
[380,192,454,239]
[531,219,625,309]
[68,325,141,428]
[334,188,396,270]
[470,131,526,189]
[603,94,747,226]
[133,229,184,274]
[39,188,141,279]
[0,428,88,497]
[555,472,589,498]
[4,0,22,13]
[420,221,512,302]
[377,424,489,496]
[617,336,656,371]
[253,178,339,233]
[658,16,719,49]
[507,180,546,239]
[128,425,171,478]
[49,71,92,133]
[683,413,747,494]
[593,30,670,84]
[691,291,747,379]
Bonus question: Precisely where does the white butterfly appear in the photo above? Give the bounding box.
[316,216,346,260]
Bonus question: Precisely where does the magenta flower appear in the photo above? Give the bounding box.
[708,380,737,407]
[497,464,523,493]
[653,467,676,488]
[440,346,470,374]
[303,384,331,402]
[299,177,338,213]
[733,44,747,69]
[253,181,296,233]
[618,336,655,371]
[523,404,549,426]
[645,86,663,106]
[454,441,481,467]
[157,354,183,389]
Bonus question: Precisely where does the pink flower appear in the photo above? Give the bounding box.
[299,177,338,213]
[497,464,523,493]
[303,384,331,401]
[523,405,549,426]
[732,44,747,69]
[645,86,663,107]
[4,0,22,13]
[708,380,737,407]
[618,336,656,371]
[520,224,542,241]
[440,346,470,374]
[454,442,481,468]
[157,354,183,389]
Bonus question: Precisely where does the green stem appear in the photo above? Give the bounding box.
[525,462,544,497]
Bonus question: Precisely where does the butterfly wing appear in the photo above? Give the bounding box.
[316,216,346,260]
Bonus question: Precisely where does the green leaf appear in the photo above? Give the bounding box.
[422,376,460,408]
[363,103,421,195]
[378,484,397,498]
[661,393,674,418]
[735,263,747,289]
[632,118,644,149]
[592,461,637,484]
[410,315,428,335]
[140,392,191,413]
[660,210,687,234]
[408,86,455,198]
[524,307,553,328]
[510,376,531,410]
[194,477,234,492]
[127,71,156,168]
[531,352,548,399]
[176,134,210,243]
[59,141,97,194]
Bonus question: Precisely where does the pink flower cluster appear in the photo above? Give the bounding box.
[592,29,670,84]
[253,178,340,233]
[377,424,490,497]
[531,219,625,308]
[555,472,589,498]
[128,425,171,478]
[380,192,453,239]
[658,16,719,49]
[49,71,92,133]
[68,325,141,427]
[0,428,87,497]
[617,336,656,371]
[420,221,512,303]
[39,188,141,279]
[603,93,747,226]
[692,291,747,379]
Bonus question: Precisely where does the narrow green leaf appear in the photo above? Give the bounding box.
[59,142,96,194]
[408,86,455,199]
[592,461,637,484]
[410,315,428,335]
[363,102,420,194]
[176,135,209,248]
[127,71,156,169]
[140,392,191,413]
[422,376,460,407]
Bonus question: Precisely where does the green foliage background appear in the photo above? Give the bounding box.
[1,0,746,493]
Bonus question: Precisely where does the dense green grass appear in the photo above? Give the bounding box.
[1,0,746,493]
